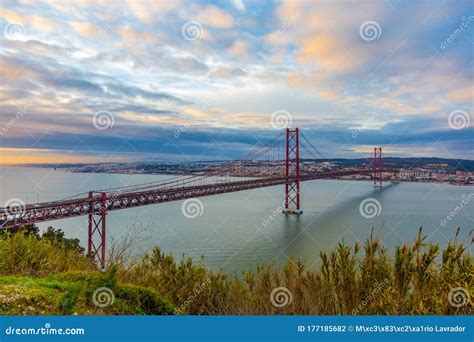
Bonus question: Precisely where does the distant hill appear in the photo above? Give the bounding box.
[8,157,474,173]
[308,157,474,173]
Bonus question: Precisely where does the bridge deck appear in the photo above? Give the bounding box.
[0,168,397,230]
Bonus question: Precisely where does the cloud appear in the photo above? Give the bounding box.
[448,85,473,102]
[30,15,61,32]
[228,40,247,56]
[0,7,22,23]
[233,0,245,11]
[296,35,353,71]
[197,5,234,29]
[71,21,99,36]
[102,83,188,104]
[210,66,247,79]
[0,0,472,163]
[124,0,180,23]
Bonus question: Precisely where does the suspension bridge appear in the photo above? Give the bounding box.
[0,128,398,267]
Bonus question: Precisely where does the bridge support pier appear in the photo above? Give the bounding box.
[373,147,383,188]
[87,191,107,269]
[283,128,302,214]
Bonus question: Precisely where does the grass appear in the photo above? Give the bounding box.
[0,271,174,315]
[0,226,471,315]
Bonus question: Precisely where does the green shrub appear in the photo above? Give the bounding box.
[0,226,471,315]
[118,230,472,315]
[116,284,175,315]
[0,227,95,276]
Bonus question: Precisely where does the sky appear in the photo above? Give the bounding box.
[0,0,472,164]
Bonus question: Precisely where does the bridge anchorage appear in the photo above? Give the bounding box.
[0,127,399,267]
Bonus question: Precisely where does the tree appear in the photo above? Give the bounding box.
[42,226,84,253]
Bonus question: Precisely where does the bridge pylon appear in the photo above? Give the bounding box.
[87,191,107,269]
[373,147,383,188]
[283,128,302,214]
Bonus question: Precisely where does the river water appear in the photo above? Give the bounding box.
[1,166,472,274]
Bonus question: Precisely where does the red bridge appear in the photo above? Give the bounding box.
[0,128,398,267]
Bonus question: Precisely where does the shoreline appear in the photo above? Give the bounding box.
[5,165,473,187]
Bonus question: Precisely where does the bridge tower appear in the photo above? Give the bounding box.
[283,128,302,214]
[87,191,107,269]
[373,147,383,188]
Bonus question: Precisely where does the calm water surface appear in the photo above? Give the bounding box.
[1,167,473,274]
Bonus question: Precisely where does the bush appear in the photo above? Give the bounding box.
[0,226,471,315]
[0,271,175,315]
[116,284,175,315]
[0,230,95,277]
[118,229,472,315]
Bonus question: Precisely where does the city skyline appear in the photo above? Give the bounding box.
[0,0,473,164]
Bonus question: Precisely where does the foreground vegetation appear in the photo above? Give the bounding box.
[0,226,471,315]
